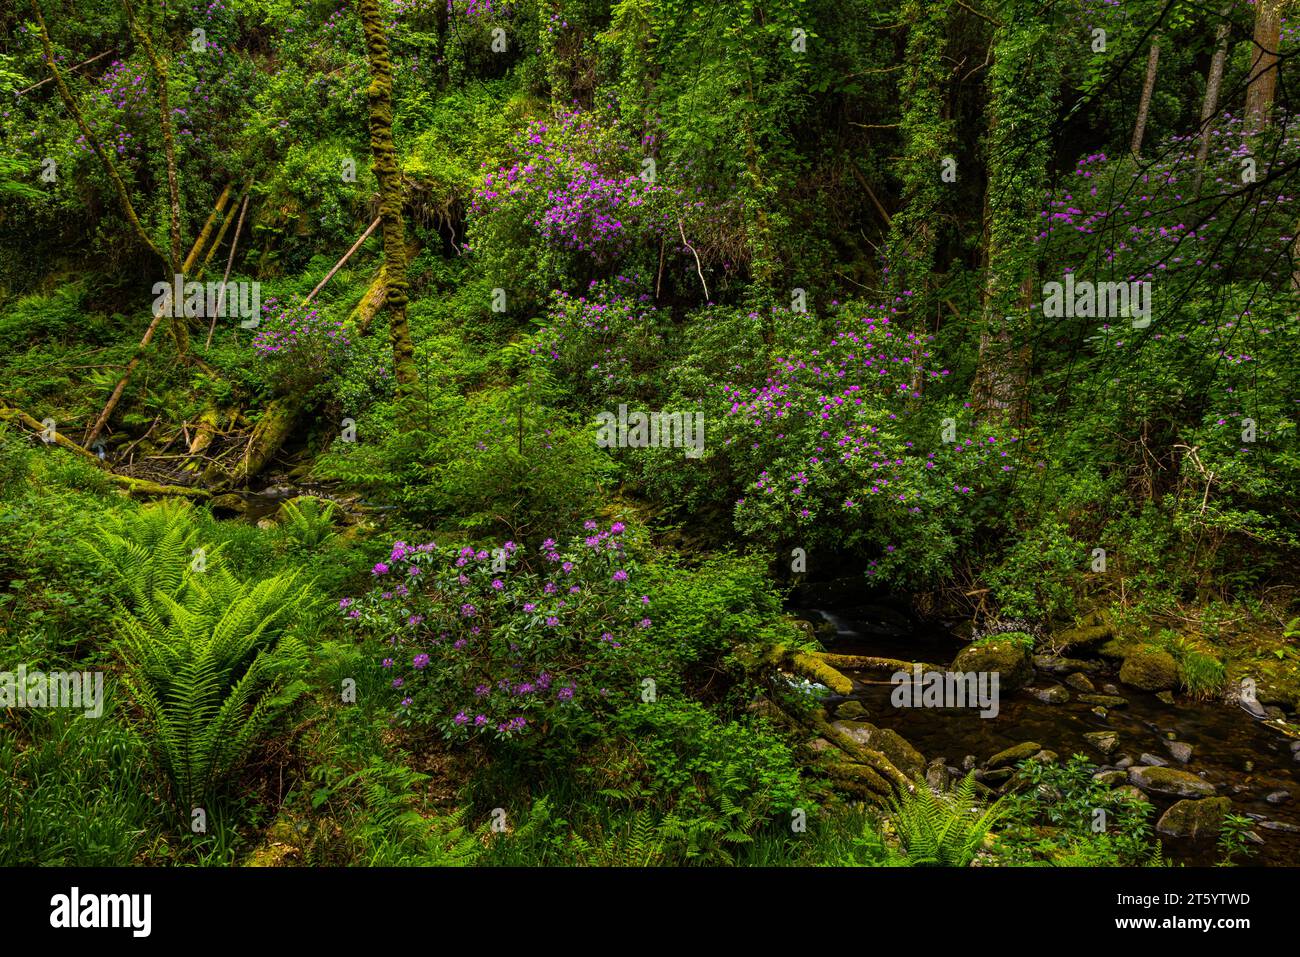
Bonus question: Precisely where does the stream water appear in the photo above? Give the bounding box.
[795,605,1300,866]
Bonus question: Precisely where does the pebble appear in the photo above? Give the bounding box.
[1266,790,1291,804]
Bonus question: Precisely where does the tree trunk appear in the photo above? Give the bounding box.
[358,0,419,396]
[1245,0,1283,133]
[972,7,1059,424]
[1193,10,1233,194]
[886,0,956,326]
[1130,38,1161,159]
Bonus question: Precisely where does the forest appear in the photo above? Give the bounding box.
[0,0,1298,871]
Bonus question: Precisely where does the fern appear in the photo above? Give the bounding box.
[889,773,1005,867]
[277,496,338,549]
[92,505,312,816]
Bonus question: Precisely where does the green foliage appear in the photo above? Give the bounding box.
[1216,813,1256,867]
[90,504,314,816]
[887,773,1004,867]
[277,496,339,550]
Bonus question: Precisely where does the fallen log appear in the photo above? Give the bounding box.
[814,652,948,674]
[204,397,299,488]
[0,400,208,499]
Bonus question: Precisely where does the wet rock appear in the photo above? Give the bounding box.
[1128,766,1217,798]
[962,754,978,771]
[985,741,1042,770]
[1064,672,1096,693]
[1091,707,1108,719]
[1245,831,1265,846]
[1290,740,1300,753]
[1103,683,1121,695]
[1079,694,1128,707]
[832,720,926,780]
[1266,790,1291,805]
[976,768,1014,786]
[209,492,248,516]
[1112,785,1149,803]
[1035,655,1103,675]
[1119,646,1179,692]
[1157,798,1231,839]
[1265,705,1287,720]
[1093,770,1127,787]
[1165,741,1194,764]
[1084,731,1120,756]
[926,760,948,790]
[1030,750,1059,765]
[835,700,867,720]
[1139,753,1170,767]
[1259,820,1300,833]
[1156,691,1176,705]
[1031,685,1070,704]
[1239,696,1268,719]
[1115,755,1134,769]
[952,640,1034,693]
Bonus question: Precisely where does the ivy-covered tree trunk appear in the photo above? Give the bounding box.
[972,1,1060,424]
[358,0,419,397]
[885,0,956,328]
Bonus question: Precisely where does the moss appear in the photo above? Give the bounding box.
[790,652,854,696]
[1119,645,1179,691]
[952,639,1034,692]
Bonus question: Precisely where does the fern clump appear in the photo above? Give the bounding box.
[887,773,1005,867]
[91,502,314,817]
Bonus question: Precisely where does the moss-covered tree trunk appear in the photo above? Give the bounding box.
[358,0,419,397]
[885,0,955,326]
[972,2,1059,424]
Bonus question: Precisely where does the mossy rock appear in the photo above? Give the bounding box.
[831,720,926,780]
[1128,766,1217,798]
[985,741,1041,770]
[1119,646,1179,692]
[1156,798,1231,839]
[835,700,868,720]
[952,639,1034,693]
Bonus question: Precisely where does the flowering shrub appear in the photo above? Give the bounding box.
[341,522,662,746]
[467,106,688,300]
[531,275,669,400]
[251,297,351,395]
[718,301,1018,582]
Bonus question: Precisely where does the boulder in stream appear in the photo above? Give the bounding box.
[1118,646,1179,692]
[952,639,1034,693]
[1030,684,1070,704]
[985,741,1042,770]
[1165,741,1194,764]
[1128,766,1217,798]
[1064,672,1096,693]
[1156,798,1231,839]
[1084,731,1119,756]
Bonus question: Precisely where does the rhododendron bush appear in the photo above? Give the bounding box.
[718,301,1020,582]
[341,522,665,747]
